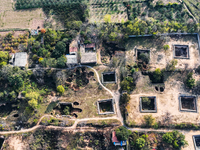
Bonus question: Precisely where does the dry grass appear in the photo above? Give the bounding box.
[0,0,45,29]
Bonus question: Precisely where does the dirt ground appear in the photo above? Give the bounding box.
[126,70,200,125]
[3,136,28,150]
[58,67,114,119]
[126,35,200,71]
[0,0,45,29]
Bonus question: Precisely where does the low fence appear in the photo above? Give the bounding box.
[129,33,200,51]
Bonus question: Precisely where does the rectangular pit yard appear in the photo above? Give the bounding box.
[193,135,200,150]
[174,45,189,59]
[140,96,157,113]
[102,72,117,83]
[97,99,114,115]
[179,96,197,113]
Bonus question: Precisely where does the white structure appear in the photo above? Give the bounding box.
[13,52,28,67]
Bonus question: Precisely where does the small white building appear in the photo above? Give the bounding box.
[13,52,28,68]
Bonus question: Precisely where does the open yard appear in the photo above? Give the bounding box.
[126,35,200,71]
[58,67,114,119]
[126,70,200,126]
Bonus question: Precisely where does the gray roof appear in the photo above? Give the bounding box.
[14,52,28,67]
[81,52,96,64]
[65,54,78,64]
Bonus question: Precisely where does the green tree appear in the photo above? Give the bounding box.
[57,85,65,95]
[186,72,195,89]
[120,76,135,92]
[63,106,70,115]
[25,92,40,100]
[57,56,67,68]
[8,75,24,90]
[115,126,132,141]
[52,41,66,58]
[142,97,150,105]
[0,51,10,67]
[37,48,49,57]
[152,68,163,83]
[136,138,145,149]
[104,14,111,23]
[28,98,38,109]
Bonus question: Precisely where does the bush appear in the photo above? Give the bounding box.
[52,41,66,58]
[136,138,145,149]
[142,97,150,105]
[28,98,38,109]
[163,44,170,51]
[162,130,188,149]
[143,115,155,127]
[120,76,135,92]
[151,68,163,83]
[45,101,58,113]
[116,126,132,141]
[166,59,177,71]
[63,106,70,115]
[186,72,195,89]
[57,85,65,95]
[138,53,149,64]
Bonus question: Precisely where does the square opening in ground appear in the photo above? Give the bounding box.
[174,45,189,59]
[193,135,200,150]
[102,72,116,83]
[179,96,197,112]
[97,99,114,115]
[140,96,157,113]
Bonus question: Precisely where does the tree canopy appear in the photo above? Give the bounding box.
[115,126,131,141]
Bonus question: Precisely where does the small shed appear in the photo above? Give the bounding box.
[14,52,28,68]
[112,131,127,146]
[65,54,78,64]
[31,30,38,36]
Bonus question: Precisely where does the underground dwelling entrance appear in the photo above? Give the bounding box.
[140,96,157,113]
[102,72,117,83]
[193,135,200,150]
[136,49,150,71]
[179,96,197,112]
[174,45,189,59]
[97,99,114,115]
[0,137,4,149]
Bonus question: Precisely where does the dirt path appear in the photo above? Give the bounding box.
[178,0,198,23]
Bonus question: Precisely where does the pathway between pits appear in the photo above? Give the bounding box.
[0,65,196,148]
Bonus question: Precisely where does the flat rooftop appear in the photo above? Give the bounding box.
[13,52,28,67]
[66,54,78,64]
[81,52,97,64]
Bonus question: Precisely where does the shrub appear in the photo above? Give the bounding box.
[151,68,163,83]
[142,97,150,105]
[143,115,155,127]
[163,44,170,51]
[186,72,195,89]
[120,76,135,92]
[28,99,38,109]
[166,59,177,71]
[162,130,188,149]
[138,53,149,64]
[45,101,58,113]
[116,126,132,141]
[136,138,145,148]
[32,54,38,61]
[104,14,111,23]
[153,122,159,129]
[63,106,70,115]
[57,85,65,95]
[162,132,173,144]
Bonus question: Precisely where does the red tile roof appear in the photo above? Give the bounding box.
[85,43,95,48]
[112,131,120,143]
[70,47,78,53]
